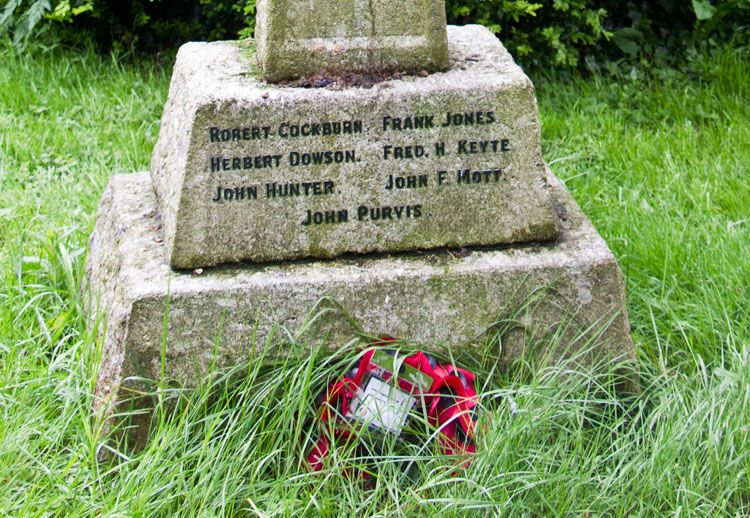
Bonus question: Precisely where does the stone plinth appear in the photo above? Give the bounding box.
[85,166,635,427]
[255,0,449,81]
[151,25,559,270]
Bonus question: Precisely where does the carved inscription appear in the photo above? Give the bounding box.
[207,110,513,228]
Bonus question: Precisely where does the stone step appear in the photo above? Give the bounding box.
[85,165,635,442]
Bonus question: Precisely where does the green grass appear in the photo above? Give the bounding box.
[1,39,749,516]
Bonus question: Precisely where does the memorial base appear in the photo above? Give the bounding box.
[85,166,636,442]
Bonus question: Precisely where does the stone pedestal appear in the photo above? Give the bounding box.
[84,24,637,439]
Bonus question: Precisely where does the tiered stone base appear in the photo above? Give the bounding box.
[85,165,636,441]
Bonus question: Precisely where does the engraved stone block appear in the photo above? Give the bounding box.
[151,25,560,269]
[255,0,449,81]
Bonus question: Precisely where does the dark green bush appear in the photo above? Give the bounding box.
[0,0,255,51]
[445,0,750,70]
[1,0,748,70]
[445,0,611,68]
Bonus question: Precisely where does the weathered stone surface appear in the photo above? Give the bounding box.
[151,25,559,269]
[255,0,449,81]
[85,166,636,431]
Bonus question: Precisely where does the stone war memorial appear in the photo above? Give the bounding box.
[85,0,637,439]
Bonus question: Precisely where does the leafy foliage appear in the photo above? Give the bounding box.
[0,0,748,69]
[446,0,611,68]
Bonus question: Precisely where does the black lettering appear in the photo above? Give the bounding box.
[358,206,368,220]
[301,210,311,226]
[209,127,220,142]
[211,157,221,172]
[212,185,221,202]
